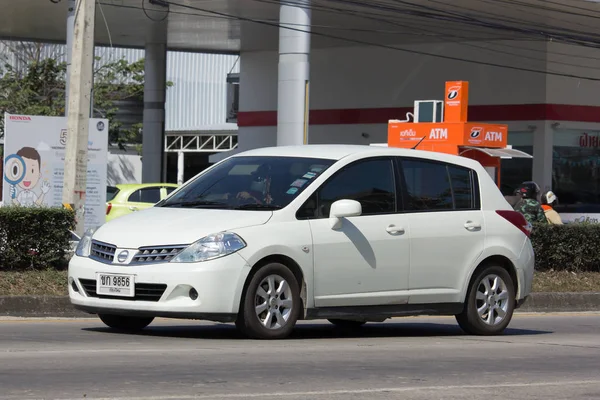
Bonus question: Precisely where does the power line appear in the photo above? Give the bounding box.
[269,0,600,71]
[154,0,600,81]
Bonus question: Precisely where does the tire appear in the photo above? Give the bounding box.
[456,265,516,335]
[328,319,367,329]
[98,314,154,332]
[236,262,301,339]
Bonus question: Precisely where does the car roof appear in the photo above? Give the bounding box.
[234,144,482,169]
[112,183,179,190]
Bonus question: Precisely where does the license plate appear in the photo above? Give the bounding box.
[96,273,135,297]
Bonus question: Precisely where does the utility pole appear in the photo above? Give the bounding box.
[62,0,96,236]
[65,0,76,115]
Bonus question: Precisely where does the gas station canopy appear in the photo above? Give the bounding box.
[1,0,596,53]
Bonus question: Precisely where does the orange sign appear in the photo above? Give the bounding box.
[388,121,507,151]
[444,81,469,123]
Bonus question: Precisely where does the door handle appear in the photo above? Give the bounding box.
[464,221,481,231]
[386,224,405,235]
[129,206,138,211]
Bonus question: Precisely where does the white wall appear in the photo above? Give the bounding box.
[107,151,142,186]
[238,40,550,151]
[240,40,548,113]
[545,42,600,106]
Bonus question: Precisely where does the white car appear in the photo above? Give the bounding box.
[69,144,535,339]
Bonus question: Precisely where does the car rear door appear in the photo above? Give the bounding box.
[396,157,485,305]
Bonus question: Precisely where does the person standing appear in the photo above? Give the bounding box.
[541,190,563,225]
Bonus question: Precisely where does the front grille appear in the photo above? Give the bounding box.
[90,240,116,263]
[131,245,187,264]
[79,279,167,302]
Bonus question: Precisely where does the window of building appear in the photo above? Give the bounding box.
[501,131,533,196]
[553,129,600,213]
[316,158,396,217]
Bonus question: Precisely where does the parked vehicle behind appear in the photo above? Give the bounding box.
[106,183,179,222]
[70,145,534,339]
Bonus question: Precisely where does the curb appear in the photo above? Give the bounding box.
[1,293,599,318]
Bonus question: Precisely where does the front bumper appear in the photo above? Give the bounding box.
[68,253,251,322]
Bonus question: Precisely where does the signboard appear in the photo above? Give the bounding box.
[2,114,108,231]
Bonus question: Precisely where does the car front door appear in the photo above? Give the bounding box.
[397,157,485,304]
[304,157,411,308]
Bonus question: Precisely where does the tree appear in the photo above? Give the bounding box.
[0,40,171,153]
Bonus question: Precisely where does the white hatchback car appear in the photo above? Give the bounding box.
[69,145,534,339]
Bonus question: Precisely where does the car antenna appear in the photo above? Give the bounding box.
[411,136,426,150]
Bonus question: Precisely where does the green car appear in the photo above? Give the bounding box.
[106,183,179,222]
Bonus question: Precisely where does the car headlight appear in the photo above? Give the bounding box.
[171,232,246,263]
[75,228,97,258]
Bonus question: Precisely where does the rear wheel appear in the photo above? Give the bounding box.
[456,265,515,335]
[328,319,366,329]
[98,314,154,332]
[236,262,301,339]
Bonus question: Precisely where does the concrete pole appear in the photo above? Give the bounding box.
[142,21,168,183]
[177,151,184,185]
[62,0,96,236]
[277,0,311,146]
[532,121,555,194]
[65,0,76,115]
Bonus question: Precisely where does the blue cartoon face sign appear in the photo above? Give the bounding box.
[3,147,51,206]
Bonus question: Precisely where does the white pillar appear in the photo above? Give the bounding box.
[65,0,76,115]
[277,0,311,146]
[532,121,554,194]
[177,151,184,185]
[142,21,167,183]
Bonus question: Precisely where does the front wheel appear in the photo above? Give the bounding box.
[456,266,515,335]
[98,314,154,332]
[236,263,301,339]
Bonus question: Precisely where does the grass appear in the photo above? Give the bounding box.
[0,269,68,296]
[0,270,599,296]
[533,270,600,293]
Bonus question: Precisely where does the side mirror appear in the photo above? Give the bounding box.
[329,199,362,229]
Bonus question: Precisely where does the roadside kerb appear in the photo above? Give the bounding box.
[1,292,599,318]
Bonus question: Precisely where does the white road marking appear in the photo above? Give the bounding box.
[51,379,600,400]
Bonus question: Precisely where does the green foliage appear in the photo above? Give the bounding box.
[0,206,75,270]
[531,223,600,273]
[0,41,173,152]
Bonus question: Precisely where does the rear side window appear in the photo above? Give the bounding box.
[106,186,119,202]
[401,159,453,211]
[399,158,478,211]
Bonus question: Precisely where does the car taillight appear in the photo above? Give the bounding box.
[496,210,532,237]
[106,203,112,215]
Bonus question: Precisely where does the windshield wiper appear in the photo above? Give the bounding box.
[234,204,283,210]
[162,200,232,208]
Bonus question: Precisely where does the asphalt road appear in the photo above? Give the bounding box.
[0,313,599,400]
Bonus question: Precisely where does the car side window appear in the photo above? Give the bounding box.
[165,187,177,195]
[129,188,162,204]
[400,158,453,211]
[400,158,478,211]
[317,158,396,217]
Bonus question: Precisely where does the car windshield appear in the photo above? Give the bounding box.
[160,156,335,210]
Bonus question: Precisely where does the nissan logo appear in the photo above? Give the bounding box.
[117,250,129,263]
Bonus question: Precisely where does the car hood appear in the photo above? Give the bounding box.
[92,207,273,248]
